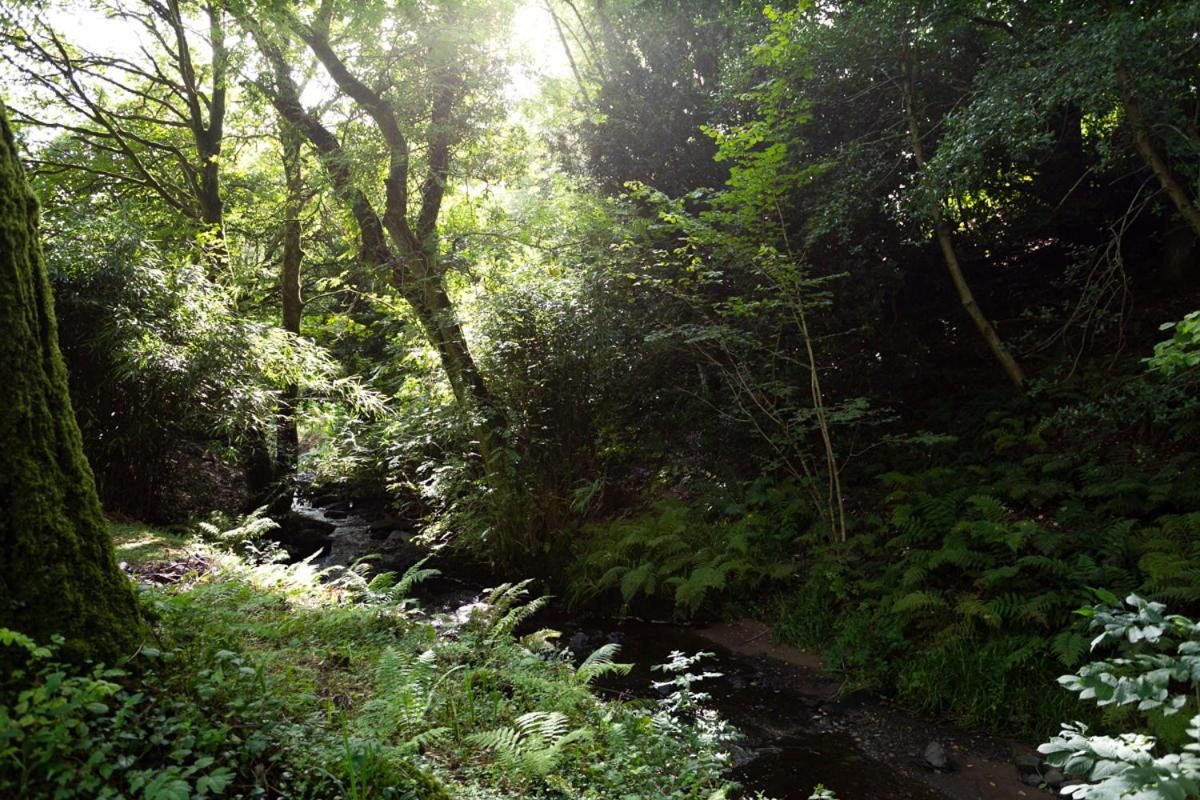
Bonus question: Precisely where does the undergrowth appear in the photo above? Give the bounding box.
[0,539,747,799]
[568,480,808,618]
[567,369,1200,739]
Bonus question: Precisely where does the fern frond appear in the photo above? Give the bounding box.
[576,643,633,686]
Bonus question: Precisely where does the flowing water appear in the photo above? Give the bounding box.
[286,500,952,800]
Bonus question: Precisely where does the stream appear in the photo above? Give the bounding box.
[281,498,1037,800]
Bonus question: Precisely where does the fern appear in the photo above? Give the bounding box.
[394,557,440,600]
[467,711,591,779]
[476,580,550,642]
[892,590,946,617]
[575,643,632,686]
[955,595,1001,630]
[1052,630,1088,667]
[358,647,439,739]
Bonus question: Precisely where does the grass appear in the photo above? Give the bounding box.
[4,535,744,799]
[108,518,193,566]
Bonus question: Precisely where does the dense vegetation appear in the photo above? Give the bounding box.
[2,0,1200,797]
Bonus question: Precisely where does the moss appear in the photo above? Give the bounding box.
[109,521,192,567]
[0,102,143,664]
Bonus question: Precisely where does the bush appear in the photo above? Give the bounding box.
[569,481,809,618]
[1040,592,1200,798]
[49,221,355,520]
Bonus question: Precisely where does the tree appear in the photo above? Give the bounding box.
[715,2,1028,389]
[276,120,304,477]
[550,0,738,196]
[1,0,231,274]
[241,1,508,459]
[0,101,143,663]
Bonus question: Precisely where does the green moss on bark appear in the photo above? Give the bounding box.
[0,101,143,663]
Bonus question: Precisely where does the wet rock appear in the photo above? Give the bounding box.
[310,493,338,507]
[1014,754,1041,774]
[265,511,335,560]
[368,517,404,540]
[923,741,950,771]
[567,630,589,655]
[266,490,294,517]
[324,509,349,520]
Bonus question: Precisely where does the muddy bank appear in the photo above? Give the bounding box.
[694,620,1047,800]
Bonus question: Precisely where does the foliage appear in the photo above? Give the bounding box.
[7,0,1200,773]
[1,539,745,799]
[48,218,372,519]
[0,629,322,799]
[774,378,1200,734]
[1149,311,1200,377]
[195,507,280,553]
[570,484,805,618]
[1040,594,1200,799]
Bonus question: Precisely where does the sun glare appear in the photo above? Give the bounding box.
[507,1,572,103]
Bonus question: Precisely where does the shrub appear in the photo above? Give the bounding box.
[1040,592,1200,798]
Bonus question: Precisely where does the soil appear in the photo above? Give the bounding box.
[694,620,1049,800]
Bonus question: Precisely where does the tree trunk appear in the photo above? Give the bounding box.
[0,102,143,663]
[900,55,1026,389]
[276,123,303,477]
[1116,65,1200,240]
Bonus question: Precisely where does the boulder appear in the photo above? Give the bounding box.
[271,512,335,556]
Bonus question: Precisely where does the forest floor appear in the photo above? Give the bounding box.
[102,520,742,799]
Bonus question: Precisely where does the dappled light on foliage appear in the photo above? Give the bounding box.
[3,0,1200,796]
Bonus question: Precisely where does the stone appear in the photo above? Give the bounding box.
[269,512,335,557]
[1014,754,1041,774]
[1043,768,1065,788]
[324,509,348,520]
[923,741,949,771]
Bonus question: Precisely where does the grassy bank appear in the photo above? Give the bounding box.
[1,525,742,799]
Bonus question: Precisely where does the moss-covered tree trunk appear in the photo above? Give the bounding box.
[0,102,143,663]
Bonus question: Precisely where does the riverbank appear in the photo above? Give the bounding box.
[0,520,739,799]
[261,500,1062,799]
[695,620,1050,800]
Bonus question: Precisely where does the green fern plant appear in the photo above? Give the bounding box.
[467,711,591,779]
[574,643,633,686]
[569,490,800,617]
[357,647,445,746]
[472,580,552,644]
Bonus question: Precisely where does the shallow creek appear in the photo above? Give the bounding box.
[286,500,1040,800]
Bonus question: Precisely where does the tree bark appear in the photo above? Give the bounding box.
[276,122,303,477]
[1116,65,1200,240]
[901,54,1026,389]
[0,101,143,663]
[246,16,506,461]
[169,0,229,275]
